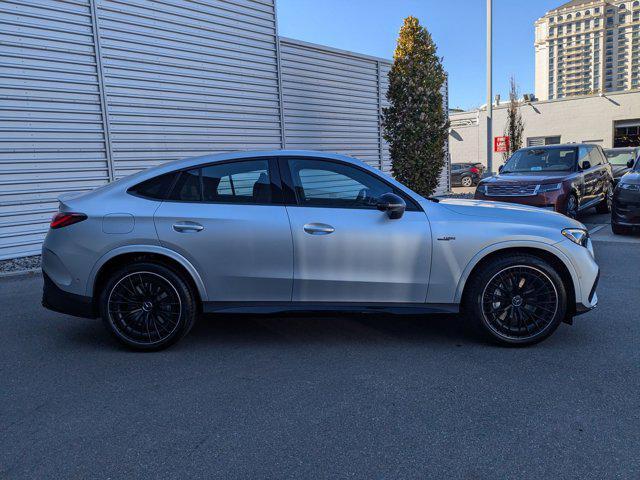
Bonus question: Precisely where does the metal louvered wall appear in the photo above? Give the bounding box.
[1,0,450,260]
[0,0,111,260]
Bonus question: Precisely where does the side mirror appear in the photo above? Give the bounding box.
[376,193,406,220]
[581,160,591,170]
[498,165,504,173]
[627,159,635,169]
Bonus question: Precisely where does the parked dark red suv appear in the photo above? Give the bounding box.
[475,144,614,218]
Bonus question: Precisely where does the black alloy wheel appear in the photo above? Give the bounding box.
[100,262,197,350]
[481,265,558,341]
[565,194,579,219]
[464,254,567,346]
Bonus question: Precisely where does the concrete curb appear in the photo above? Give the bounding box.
[0,268,41,279]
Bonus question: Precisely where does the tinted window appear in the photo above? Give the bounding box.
[503,148,578,173]
[168,168,201,201]
[289,159,406,209]
[605,149,636,165]
[167,160,272,204]
[202,160,271,204]
[587,147,603,167]
[128,172,177,200]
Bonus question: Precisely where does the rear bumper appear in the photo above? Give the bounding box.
[42,272,97,319]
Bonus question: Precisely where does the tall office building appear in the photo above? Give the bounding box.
[535,0,640,100]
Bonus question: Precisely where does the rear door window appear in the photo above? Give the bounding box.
[166,160,274,204]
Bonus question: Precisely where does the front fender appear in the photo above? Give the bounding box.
[453,240,582,305]
[86,244,208,301]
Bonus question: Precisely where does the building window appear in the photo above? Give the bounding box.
[527,136,562,147]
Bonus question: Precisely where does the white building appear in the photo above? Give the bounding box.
[449,90,640,168]
[0,0,450,260]
[535,0,640,101]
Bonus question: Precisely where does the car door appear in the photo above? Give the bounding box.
[451,165,461,185]
[578,146,599,207]
[280,157,432,304]
[154,158,293,302]
[592,146,611,201]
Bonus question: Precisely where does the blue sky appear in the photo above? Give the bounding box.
[277,0,562,110]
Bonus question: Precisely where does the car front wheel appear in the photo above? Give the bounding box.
[464,254,567,346]
[99,262,198,351]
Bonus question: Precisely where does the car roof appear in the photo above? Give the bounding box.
[115,150,369,184]
[518,144,593,151]
[85,149,421,202]
[604,147,639,152]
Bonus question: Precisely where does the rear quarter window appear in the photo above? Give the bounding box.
[127,172,178,200]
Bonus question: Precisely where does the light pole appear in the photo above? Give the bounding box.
[486,0,493,175]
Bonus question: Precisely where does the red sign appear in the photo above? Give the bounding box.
[494,136,510,153]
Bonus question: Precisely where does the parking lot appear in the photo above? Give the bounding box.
[1,208,638,479]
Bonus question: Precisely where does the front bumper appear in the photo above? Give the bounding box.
[474,190,567,212]
[42,272,97,319]
[575,269,599,316]
[612,189,640,226]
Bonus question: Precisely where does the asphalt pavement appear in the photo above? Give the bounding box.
[1,218,639,479]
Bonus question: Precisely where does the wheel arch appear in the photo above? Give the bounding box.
[455,242,579,316]
[88,245,208,304]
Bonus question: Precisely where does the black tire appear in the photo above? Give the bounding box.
[463,254,567,347]
[595,184,613,214]
[461,175,473,188]
[563,193,579,219]
[612,223,631,235]
[99,262,198,351]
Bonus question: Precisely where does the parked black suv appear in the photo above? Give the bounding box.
[451,162,485,187]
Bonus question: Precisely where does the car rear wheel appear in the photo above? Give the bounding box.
[464,254,567,346]
[99,262,197,351]
[461,175,473,187]
[596,184,613,214]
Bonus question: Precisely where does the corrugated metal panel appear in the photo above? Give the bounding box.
[280,38,450,195]
[2,0,451,260]
[0,0,111,260]
[95,0,283,178]
[279,37,385,169]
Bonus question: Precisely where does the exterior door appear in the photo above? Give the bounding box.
[281,158,431,304]
[154,159,293,302]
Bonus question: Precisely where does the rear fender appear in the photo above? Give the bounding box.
[87,245,208,301]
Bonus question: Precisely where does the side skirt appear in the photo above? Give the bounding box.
[202,302,459,316]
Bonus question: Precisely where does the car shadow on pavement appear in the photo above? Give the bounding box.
[60,312,480,351]
[184,312,479,349]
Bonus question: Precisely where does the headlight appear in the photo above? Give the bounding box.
[476,184,488,194]
[619,183,640,191]
[538,183,562,193]
[562,228,589,247]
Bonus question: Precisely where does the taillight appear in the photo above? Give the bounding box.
[470,167,479,174]
[50,212,87,229]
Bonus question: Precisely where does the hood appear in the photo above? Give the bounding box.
[619,171,640,185]
[480,172,568,185]
[612,165,632,179]
[437,198,584,229]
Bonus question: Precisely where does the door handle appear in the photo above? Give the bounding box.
[303,223,335,235]
[173,222,204,233]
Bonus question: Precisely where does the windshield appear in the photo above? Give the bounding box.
[502,147,578,173]
[605,150,636,166]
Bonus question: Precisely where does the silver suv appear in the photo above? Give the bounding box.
[42,151,599,350]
